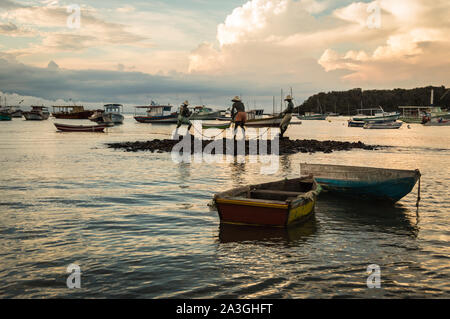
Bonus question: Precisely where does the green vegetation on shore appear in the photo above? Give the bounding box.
[295,86,450,115]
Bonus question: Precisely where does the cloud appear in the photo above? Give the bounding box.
[318,0,450,84]
[188,0,450,89]
[0,56,263,106]
[1,2,152,57]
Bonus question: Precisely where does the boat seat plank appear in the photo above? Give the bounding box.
[226,197,287,205]
[250,189,304,197]
[249,189,305,201]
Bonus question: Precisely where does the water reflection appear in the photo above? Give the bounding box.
[177,162,191,188]
[280,155,292,176]
[218,217,317,245]
[317,194,419,238]
[230,161,246,187]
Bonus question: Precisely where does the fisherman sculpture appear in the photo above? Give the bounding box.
[279,95,294,138]
[230,96,246,140]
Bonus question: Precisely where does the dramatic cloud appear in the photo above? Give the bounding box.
[189,0,450,88]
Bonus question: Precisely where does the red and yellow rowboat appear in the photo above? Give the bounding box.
[213,176,321,228]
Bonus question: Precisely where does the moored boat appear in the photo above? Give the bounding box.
[54,123,109,132]
[422,116,450,126]
[89,109,106,123]
[103,104,124,124]
[134,103,177,123]
[213,176,321,227]
[0,112,12,121]
[52,105,94,119]
[245,110,283,127]
[352,107,400,122]
[23,106,50,121]
[202,122,231,130]
[0,106,22,118]
[297,113,327,120]
[190,106,221,120]
[363,121,403,129]
[300,163,421,203]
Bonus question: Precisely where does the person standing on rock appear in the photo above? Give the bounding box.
[174,100,192,139]
[279,95,294,138]
[230,96,246,140]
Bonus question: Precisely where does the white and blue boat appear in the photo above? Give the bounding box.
[301,163,421,203]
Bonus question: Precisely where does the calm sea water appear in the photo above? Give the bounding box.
[0,116,449,298]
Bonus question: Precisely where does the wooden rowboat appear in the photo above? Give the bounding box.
[300,163,421,203]
[202,122,231,130]
[213,176,321,227]
[54,123,109,132]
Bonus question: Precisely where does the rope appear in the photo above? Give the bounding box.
[416,174,421,208]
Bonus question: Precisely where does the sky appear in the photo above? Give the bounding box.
[0,0,449,111]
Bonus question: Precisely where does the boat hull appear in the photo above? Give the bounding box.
[202,122,231,129]
[190,111,222,121]
[54,123,108,132]
[108,113,124,124]
[53,111,94,119]
[23,112,50,120]
[0,113,12,121]
[134,115,178,123]
[296,114,327,120]
[364,122,403,129]
[348,120,365,127]
[215,198,316,227]
[353,113,400,122]
[301,163,421,203]
[423,118,450,126]
[245,116,282,128]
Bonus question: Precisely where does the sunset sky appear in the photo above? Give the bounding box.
[0,0,449,109]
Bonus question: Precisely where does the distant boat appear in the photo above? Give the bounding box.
[202,122,231,130]
[0,106,22,118]
[297,113,327,120]
[246,109,283,127]
[399,106,449,123]
[363,121,403,129]
[348,120,365,127]
[89,109,106,123]
[134,104,178,123]
[399,89,450,123]
[52,105,94,119]
[103,104,124,124]
[190,106,221,120]
[352,107,400,122]
[91,104,124,124]
[23,106,50,121]
[422,116,450,126]
[300,163,421,203]
[54,123,109,132]
[213,176,321,227]
[0,111,12,121]
[217,109,232,121]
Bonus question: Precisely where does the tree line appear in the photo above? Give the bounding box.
[295,86,450,115]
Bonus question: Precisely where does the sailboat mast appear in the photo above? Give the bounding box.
[273,96,275,115]
[280,89,283,114]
